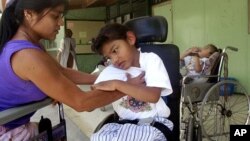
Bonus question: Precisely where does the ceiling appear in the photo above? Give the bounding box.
[68,0,116,9]
[0,0,116,12]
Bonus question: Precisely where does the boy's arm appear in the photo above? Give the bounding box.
[116,81,162,103]
[181,47,200,60]
[93,80,161,103]
[193,56,202,72]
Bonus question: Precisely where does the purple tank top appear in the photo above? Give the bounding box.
[0,40,47,129]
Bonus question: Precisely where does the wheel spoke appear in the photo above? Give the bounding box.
[200,80,250,141]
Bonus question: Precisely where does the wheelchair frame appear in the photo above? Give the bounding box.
[0,98,67,141]
[180,46,250,141]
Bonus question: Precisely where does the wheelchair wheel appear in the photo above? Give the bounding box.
[200,80,250,141]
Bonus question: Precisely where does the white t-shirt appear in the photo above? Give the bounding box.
[95,51,172,120]
[184,56,209,76]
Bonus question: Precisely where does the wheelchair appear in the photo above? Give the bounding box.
[94,16,181,141]
[180,46,250,141]
[0,98,67,141]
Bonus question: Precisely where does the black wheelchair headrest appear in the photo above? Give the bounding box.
[124,16,168,43]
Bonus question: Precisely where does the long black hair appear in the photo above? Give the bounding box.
[0,0,68,52]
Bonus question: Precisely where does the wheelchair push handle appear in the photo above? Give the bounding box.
[224,46,238,52]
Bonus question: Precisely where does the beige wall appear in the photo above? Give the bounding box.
[67,21,105,45]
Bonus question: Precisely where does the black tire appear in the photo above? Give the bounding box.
[186,117,194,141]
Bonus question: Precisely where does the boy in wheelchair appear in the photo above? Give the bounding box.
[180,44,219,83]
[90,23,173,141]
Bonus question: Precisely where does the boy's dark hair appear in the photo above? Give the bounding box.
[0,0,69,52]
[206,44,218,54]
[91,23,136,55]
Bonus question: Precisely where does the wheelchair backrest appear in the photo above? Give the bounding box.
[207,49,222,83]
[124,16,181,141]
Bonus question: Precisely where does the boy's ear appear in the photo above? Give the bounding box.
[126,31,136,45]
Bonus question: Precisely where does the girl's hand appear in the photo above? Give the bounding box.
[91,80,119,91]
[126,71,145,86]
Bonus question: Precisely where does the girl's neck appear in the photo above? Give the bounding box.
[14,27,45,50]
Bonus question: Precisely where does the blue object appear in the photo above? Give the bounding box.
[219,77,237,96]
[161,96,168,104]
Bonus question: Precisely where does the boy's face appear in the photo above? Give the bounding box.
[101,39,138,70]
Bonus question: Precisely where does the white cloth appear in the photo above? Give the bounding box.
[95,51,172,119]
[58,37,78,69]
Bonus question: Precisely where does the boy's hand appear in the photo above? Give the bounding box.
[126,71,145,86]
[188,47,200,56]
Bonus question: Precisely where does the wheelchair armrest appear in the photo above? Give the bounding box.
[0,98,53,125]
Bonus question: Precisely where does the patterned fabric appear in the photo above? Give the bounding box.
[183,56,208,76]
[0,123,38,141]
[120,96,152,112]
